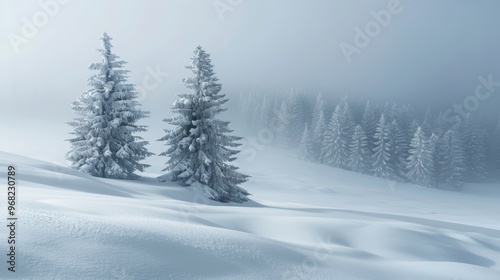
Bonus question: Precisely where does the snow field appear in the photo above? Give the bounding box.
[0,149,498,279]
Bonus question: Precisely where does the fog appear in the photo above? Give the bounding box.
[1,0,500,165]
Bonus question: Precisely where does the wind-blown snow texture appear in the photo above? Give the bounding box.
[0,149,499,280]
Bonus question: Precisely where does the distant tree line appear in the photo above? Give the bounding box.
[236,91,500,190]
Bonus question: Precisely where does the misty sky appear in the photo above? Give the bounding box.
[1,0,500,167]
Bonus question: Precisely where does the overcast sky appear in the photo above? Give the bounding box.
[1,0,500,166]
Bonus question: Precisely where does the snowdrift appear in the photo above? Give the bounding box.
[0,149,499,280]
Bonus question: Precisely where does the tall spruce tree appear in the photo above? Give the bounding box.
[158,46,249,203]
[340,101,356,155]
[312,109,327,162]
[438,128,466,190]
[428,132,440,186]
[67,32,152,179]
[322,105,349,168]
[406,127,435,187]
[389,119,406,180]
[348,125,371,173]
[362,100,378,153]
[399,105,416,157]
[372,114,394,179]
[311,94,325,135]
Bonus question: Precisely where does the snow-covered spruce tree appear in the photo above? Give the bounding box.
[406,127,435,187]
[438,128,466,190]
[393,108,408,157]
[311,94,325,135]
[67,32,152,179]
[339,101,356,160]
[388,119,406,180]
[428,132,440,187]
[298,123,314,161]
[399,105,417,156]
[348,125,371,173]
[322,105,349,168]
[409,119,419,138]
[312,109,327,162]
[361,100,379,154]
[372,114,395,179]
[158,46,249,203]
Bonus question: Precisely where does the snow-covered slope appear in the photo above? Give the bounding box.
[0,149,499,280]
